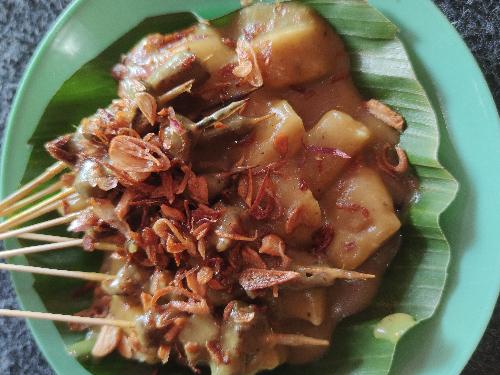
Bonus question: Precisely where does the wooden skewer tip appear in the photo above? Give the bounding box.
[0,161,66,211]
[15,233,119,252]
[0,187,76,232]
[0,212,80,241]
[0,239,84,259]
[0,262,112,282]
[0,180,64,217]
[0,309,134,328]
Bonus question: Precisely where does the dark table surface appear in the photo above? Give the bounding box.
[0,0,499,374]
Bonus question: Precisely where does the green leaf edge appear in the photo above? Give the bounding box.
[16,1,459,374]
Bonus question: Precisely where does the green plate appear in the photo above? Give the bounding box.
[1,0,499,374]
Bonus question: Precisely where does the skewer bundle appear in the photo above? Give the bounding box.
[0,93,375,335]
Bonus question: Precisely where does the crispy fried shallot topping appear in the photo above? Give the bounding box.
[45,135,78,164]
[157,344,171,364]
[151,286,209,316]
[215,230,257,242]
[377,143,409,174]
[239,268,300,291]
[241,246,267,269]
[258,234,290,268]
[90,198,130,234]
[109,135,171,173]
[135,92,157,125]
[68,208,99,232]
[187,174,209,204]
[197,266,214,285]
[365,99,405,131]
[207,340,230,365]
[232,37,263,87]
[160,204,185,222]
[91,325,122,358]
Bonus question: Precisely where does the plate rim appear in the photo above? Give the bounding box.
[1,0,498,374]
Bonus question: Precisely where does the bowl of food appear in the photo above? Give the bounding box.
[1,1,498,375]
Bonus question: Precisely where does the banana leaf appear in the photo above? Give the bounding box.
[15,1,458,374]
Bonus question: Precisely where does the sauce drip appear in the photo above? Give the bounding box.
[373,313,417,344]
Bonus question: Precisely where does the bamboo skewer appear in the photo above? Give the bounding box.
[0,309,134,328]
[267,333,329,347]
[18,233,77,243]
[0,161,67,212]
[0,239,84,258]
[0,212,80,241]
[201,112,273,142]
[3,200,63,230]
[17,233,120,252]
[0,262,112,282]
[194,99,248,129]
[0,181,63,217]
[0,201,62,234]
[294,266,375,280]
[0,187,75,232]
[158,79,195,105]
